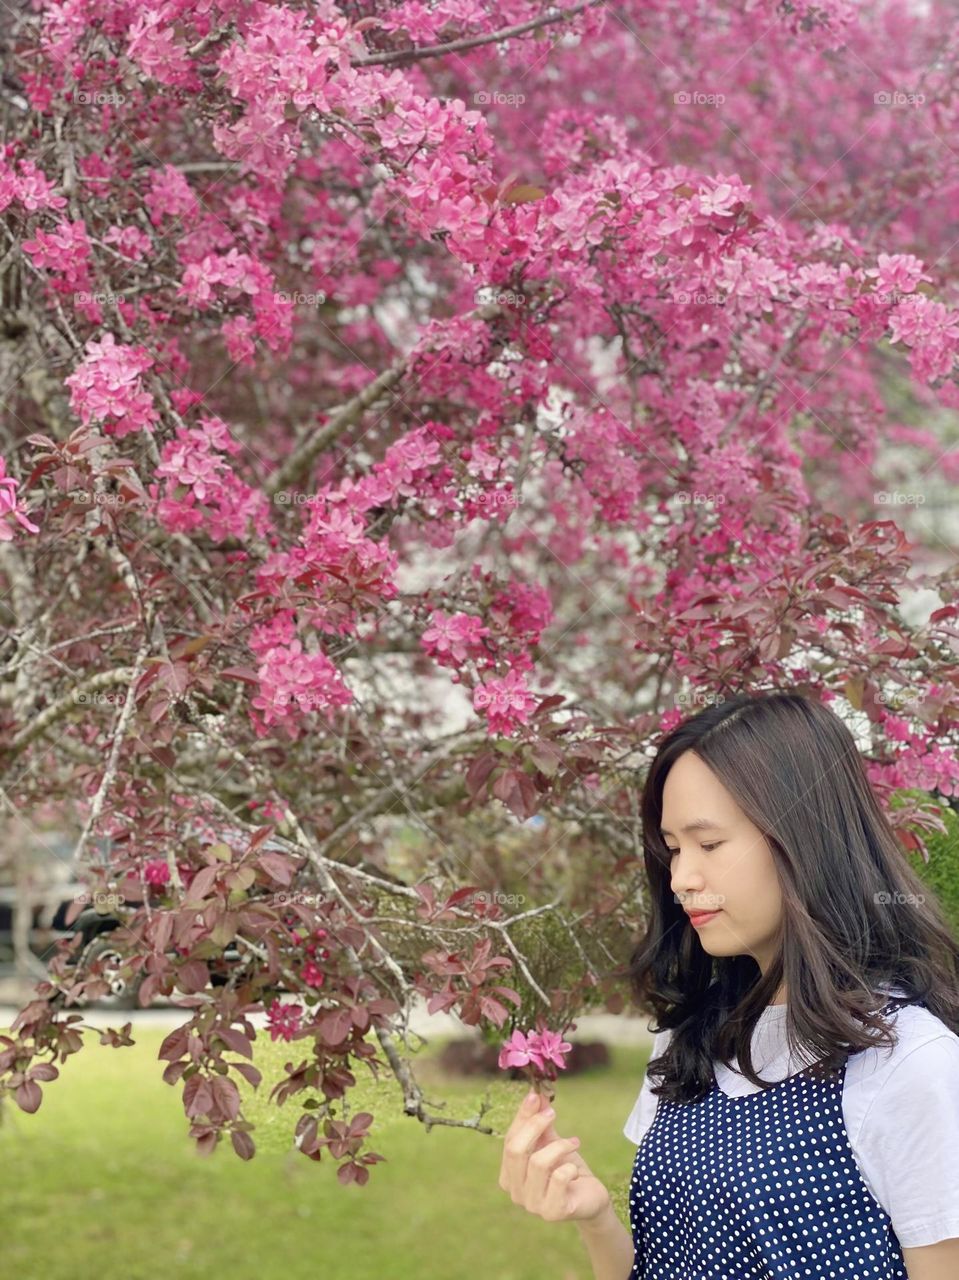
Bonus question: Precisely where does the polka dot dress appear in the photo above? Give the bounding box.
[627,998,922,1279]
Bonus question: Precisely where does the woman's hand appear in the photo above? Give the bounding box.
[498,1087,613,1224]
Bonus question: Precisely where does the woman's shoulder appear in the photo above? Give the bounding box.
[856,998,959,1072]
[845,995,959,1136]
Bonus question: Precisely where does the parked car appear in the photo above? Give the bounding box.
[3,826,304,1009]
[49,892,252,1011]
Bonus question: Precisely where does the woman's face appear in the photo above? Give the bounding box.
[661,749,784,975]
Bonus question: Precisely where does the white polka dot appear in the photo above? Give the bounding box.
[627,998,915,1278]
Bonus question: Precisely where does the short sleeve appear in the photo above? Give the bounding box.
[624,1028,673,1145]
[855,1032,959,1248]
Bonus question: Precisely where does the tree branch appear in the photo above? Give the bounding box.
[352,0,605,68]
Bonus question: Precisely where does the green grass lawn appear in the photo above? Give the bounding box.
[0,1019,648,1280]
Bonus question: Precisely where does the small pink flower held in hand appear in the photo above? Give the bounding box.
[497,1021,573,1103]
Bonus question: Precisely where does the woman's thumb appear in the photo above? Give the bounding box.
[541,1109,561,1142]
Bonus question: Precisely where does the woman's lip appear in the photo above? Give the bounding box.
[687,909,722,925]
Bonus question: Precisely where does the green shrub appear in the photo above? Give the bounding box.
[890,790,959,939]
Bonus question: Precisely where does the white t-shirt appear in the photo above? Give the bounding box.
[623,990,959,1248]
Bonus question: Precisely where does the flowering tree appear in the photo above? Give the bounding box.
[1,0,959,1180]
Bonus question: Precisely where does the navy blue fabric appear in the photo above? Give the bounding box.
[628,999,923,1279]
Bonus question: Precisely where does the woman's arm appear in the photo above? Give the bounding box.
[575,1201,636,1280]
[903,1239,959,1280]
[498,1089,638,1279]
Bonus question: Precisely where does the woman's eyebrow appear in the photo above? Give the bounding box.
[660,818,725,836]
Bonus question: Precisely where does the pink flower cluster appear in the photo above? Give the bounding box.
[421,609,490,666]
[301,960,325,988]
[250,636,353,736]
[143,860,170,888]
[143,858,196,891]
[473,668,539,736]
[21,218,91,288]
[491,581,554,647]
[178,248,294,359]
[266,998,304,1043]
[0,157,67,214]
[887,296,959,382]
[64,332,158,438]
[498,1027,573,1079]
[126,8,196,88]
[254,498,399,633]
[0,455,40,542]
[151,416,273,541]
[377,427,444,499]
[145,164,198,225]
[866,252,931,296]
[103,223,153,262]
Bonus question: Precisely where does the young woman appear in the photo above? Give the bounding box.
[498,690,959,1279]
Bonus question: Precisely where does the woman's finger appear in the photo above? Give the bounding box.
[538,1159,579,1221]
[499,1107,561,1197]
[525,1135,582,1208]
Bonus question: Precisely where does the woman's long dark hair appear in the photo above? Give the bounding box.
[629,689,959,1104]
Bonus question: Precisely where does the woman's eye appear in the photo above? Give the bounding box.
[666,842,721,856]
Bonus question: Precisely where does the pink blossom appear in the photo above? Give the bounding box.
[0,456,40,541]
[21,219,91,285]
[150,418,272,541]
[887,296,959,381]
[103,224,153,261]
[144,859,170,888]
[695,180,741,218]
[126,10,195,87]
[498,1026,573,1074]
[472,669,539,736]
[301,960,326,988]
[867,252,931,297]
[64,333,158,437]
[266,999,304,1042]
[497,1029,537,1069]
[9,159,67,212]
[178,249,272,308]
[534,1028,575,1070]
[422,609,490,665]
[492,581,554,645]
[251,638,353,735]
[145,164,198,225]
[464,440,501,481]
